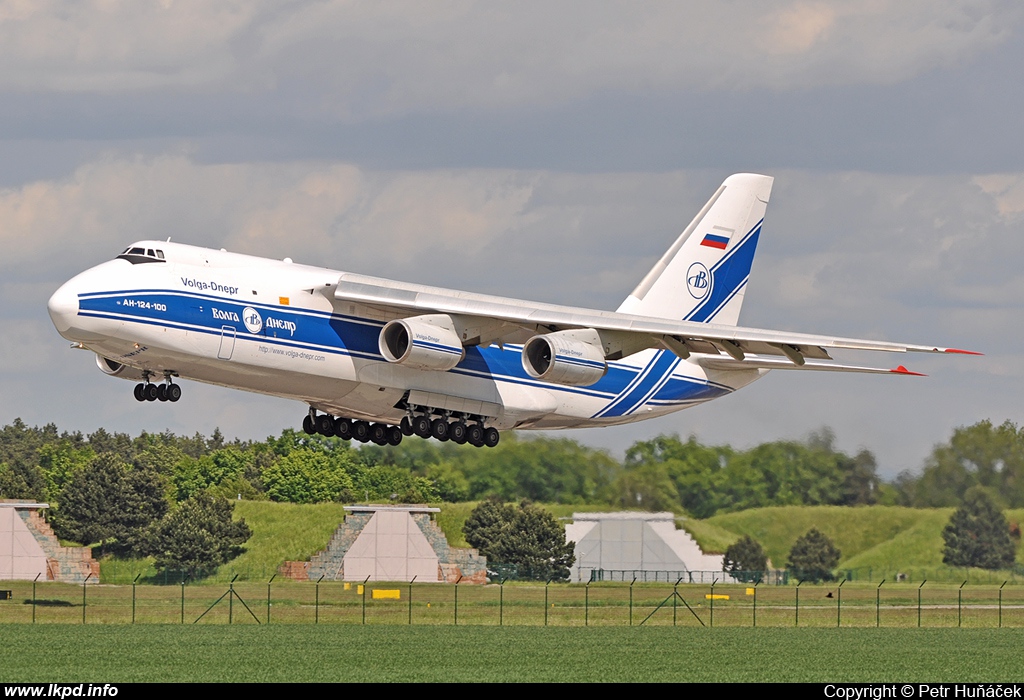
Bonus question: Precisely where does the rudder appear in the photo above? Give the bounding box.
[617,173,773,326]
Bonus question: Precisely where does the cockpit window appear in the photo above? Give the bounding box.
[117,247,167,265]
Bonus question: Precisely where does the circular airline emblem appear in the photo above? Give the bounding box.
[242,306,263,334]
[686,262,712,300]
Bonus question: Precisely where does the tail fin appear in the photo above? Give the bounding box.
[617,173,773,326]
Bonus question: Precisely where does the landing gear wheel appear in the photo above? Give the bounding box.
[167,384,182,402]
[450,422,468,445]
[134,384,146,402]
[430,418,450,442]
[302,414,316,435]
[483,427,500,448]
[387,426,403,446]
[334,418,353,440]
[157,384,169,402]
[353,421,370,443]
[144,383,159,401]
[370,423,388,445]
[316,414,336,436]
[467,424,484,447]
[400,416,415,436]
[413,415,432,438]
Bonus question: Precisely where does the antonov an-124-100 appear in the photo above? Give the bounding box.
[47,173,979,448]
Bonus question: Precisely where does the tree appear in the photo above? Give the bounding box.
[463,499,575,581]
[146,492,252,578]
[723,535,768,582]
[941,487,1016,570]
[786,528,840,582]
[53,453,168,555]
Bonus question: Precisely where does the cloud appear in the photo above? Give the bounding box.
[0,1,1016,115]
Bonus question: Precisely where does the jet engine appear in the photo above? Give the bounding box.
[522,329,607,386]
[95,354,149,381]
[379,314,465,371]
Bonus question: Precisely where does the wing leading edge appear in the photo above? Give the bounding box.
[332,273,980,372]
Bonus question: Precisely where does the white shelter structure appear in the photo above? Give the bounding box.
[565,512,730,583]
[0,502,49,580]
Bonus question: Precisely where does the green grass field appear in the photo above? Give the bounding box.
[2,625,1023,682]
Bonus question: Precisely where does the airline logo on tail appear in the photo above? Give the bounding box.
[686,262,712,300]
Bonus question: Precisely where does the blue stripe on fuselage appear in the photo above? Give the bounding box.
[77,289,723,414]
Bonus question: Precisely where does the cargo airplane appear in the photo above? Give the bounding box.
[47,173,978,448]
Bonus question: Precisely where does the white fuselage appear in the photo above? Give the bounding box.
[47,241,764,431]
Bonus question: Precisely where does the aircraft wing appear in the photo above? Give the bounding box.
[333,272,979,366]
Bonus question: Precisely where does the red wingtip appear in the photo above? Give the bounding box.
[892,365,927,377]
[944,348,984,356]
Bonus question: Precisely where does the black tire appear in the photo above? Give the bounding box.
[467,424,484,447]
[353,421,370,442]
[430,418,450,441]
[400,416,414,436]
[334,418,353,440]
[316,414,336,436]
[413,415,432,438]
[387,426,403,446]
[167,384,182,402]
[302,415,316,435]
[157,384,169,402]
[370,423,388,444]
[144,383,159,401]
[133,384,146,402]
[484,427,500,448]
[450,422,468,444]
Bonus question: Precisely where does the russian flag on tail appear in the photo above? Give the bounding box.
[700,232,730,249]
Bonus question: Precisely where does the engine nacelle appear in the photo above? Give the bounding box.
[379,314,465,371]
[522,329,607,387]
[95,354,148,381]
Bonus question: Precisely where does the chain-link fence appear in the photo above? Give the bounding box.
[2,578,1024,627]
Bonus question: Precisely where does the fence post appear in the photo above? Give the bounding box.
[229,574,239,624]
[837,579,845,628]
[266,574,276,624]
[180,577,186,624]
[32,573,40,624]
[999,581,1007,630]
[499,578,506,626]
[454,575,463,626]
[918,580,927,628]
[629,576,637,627]
[132,573,141,624]
[82,572,92,624]
[361,575,369,625]
[408,575,416,625]
[710,578,717,628]
[795,580,803,627]
[753,579,759,628]
[315,574,325,624]
[585,581,590,627]
[876,579,884,628]
[958,580,967,628]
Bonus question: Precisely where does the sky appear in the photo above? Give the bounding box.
[2,1,1023,477]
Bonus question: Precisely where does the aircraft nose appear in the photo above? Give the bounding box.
[47,281,80,336]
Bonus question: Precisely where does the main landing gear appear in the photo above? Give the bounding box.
[133,371,181,403]
[302,407,499,448]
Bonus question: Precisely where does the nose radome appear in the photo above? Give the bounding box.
[47,281,79,336]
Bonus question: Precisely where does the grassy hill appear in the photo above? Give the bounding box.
[98,502,1024,584]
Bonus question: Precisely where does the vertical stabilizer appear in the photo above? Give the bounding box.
[617,173,773,326]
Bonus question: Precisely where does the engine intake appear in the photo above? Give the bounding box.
[522,330,607,386]
[379,314,465,371]
[95,354,148,381]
